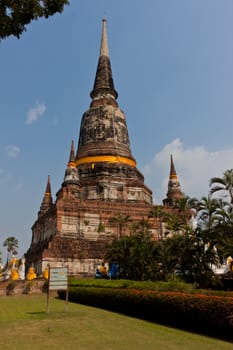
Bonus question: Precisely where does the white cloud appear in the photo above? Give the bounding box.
[26,102,46,125]
[5,145,21,158]
[143,138,233,204]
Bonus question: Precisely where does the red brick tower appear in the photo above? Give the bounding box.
[25,20,160,276]
[76,19,152,204]
[163,155,183,206]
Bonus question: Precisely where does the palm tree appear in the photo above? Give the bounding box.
[175,195,198,212]
[104,232,160,281]
[213,202,233,257]
[137,219,151,234]
[164,213,187,236]
[196,196,219,230]
[129,221,139,236]
[3,236,19,264]
[174,195,198,225]
[108,213,130,237]
[213,199,233,224]
[104,236,132,279]
[148,205,164,219]
[161,228,219,287]
[210,169,233,204]
[196,196,233,262]
[148,205,165,240]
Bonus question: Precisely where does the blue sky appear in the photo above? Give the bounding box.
[1,0,233,261]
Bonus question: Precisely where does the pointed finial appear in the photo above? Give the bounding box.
[100,18,109,57]
[90,19,118,100]
[38,175,53,217]
[45,175,52,196]
[68,140,76,166]
[170,154,177,179]
[62,141,80,186]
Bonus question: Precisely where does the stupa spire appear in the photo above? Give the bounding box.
[38,175,53,217]
[90,18,118,100]
[170,154,178,179]
[99,18,109,57]
[45,175,52,196]
[68,140,76,166]
[63,141,80,186]
[163,155,183,207]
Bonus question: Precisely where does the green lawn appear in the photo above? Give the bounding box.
[0,294,232,350]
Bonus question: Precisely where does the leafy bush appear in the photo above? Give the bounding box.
[68,277,233,296]
[59,285,233,340]
[68,277,194,291]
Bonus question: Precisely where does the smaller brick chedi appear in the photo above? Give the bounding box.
[25,19,183,276]
[163,155,183,207]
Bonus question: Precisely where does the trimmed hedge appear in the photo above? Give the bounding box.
[59,286,233,340]
[68,277,233,296]
[68,278,196,292]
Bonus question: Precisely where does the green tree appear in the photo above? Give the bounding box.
[174,195,198,212]
[148,205,165,240]
[3,236,19,263]
[164,213,187,236]
[173,195,198,227]
[129,221,139,236]
[194,196,223,263]
[104,236,131,279]
[148,205,164,219]
[0,0,69,40]
[159,233,192,279]
[210,169,233,204]
[161,229,219,288]
[108,213,130,237]
[137,218,151,234]
[212,202,233,259]
[105,232,161,281]
[196,196,220,230]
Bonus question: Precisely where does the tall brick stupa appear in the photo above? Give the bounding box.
[25,20,182,276]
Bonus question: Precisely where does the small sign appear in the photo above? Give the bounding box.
[46,265,69,313]
[49,268,68,290]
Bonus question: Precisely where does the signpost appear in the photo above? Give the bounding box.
[46,265,68,313]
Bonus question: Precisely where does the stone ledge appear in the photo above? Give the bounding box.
[0,279,47,296]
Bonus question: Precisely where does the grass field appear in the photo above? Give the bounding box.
[0,294,232,350]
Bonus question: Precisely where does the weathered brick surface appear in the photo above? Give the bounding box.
[0,279,46,296]
[25,20,184,278]
[25,194,160,276]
